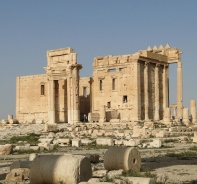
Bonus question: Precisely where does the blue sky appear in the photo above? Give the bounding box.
[0,1,197,119]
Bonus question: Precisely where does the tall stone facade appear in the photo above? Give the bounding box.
[16,45,182,124]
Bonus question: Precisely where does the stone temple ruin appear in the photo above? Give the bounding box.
[1,44,197,184]
[16,44,196,125]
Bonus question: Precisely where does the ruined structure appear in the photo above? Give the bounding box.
[16,45,183,124]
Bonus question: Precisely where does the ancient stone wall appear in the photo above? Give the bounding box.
[16,74,48,123]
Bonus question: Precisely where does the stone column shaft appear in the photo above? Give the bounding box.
[67,75,71,124]
[48,80,55,124]
[190,100,197,123]
[71,67,80,123]
[177,61,183,118]
[99,105,106,123]
[163,65,169,108]
[154,64,160,120]
[144,62,149,120]
[132,60,141,121]
[183,108,189,124]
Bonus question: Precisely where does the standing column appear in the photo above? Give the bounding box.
[177,61,183,118]
[132,60,141,121]
[190,100,197,123]
[71,66,80,124]
[174,106,177,119]
[99,105,106,123]
[154,64,160,120]
[183,108,189,125]
[144,62,149,120]
[163,64,169,109]
[67,71,71,124]
[48,80,55,124]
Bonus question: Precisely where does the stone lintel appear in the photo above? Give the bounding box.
[47,47,75,57]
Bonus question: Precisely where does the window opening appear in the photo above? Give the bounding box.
[83,87,87,97]
[100,80,103,91]
[108,68,116,72]
[41,84,45,95]
[107,102,111,108]
[123,95,128,103]
[112,78,116,90]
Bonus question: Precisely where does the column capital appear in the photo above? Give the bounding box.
[155,63,160,67]
[163,63,169,68]
[144,61,149,66]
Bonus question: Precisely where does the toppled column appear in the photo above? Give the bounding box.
[99,105,106,123]
[104,147,141,172]
[30,155,92,184]
[190,100,197,123]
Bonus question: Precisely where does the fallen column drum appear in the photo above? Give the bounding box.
[30,154,92,184]
[104,147,141,172]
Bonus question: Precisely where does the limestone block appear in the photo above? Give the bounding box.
[1,119,8,124]
[88,178,100,182]
[194,132,197,137]
[123,140,137,147]
[155,131,169,138]
[169,127,177,132]
[115,139,123,145]
[193,137,197,143]
[124,177,155,184]
[15,144,30,151]
[92,169,108,177]
[9,119,19,124]
[105,132,114,136]
[116,133,125,138]
[132,127,150,138]
[72,139,81,147]
[38,138,53,144]
[54,138,71,145]
[10,161,32,170]
[47,132,55,138]
[96,138,114,146]
[29,146,39,151]
[110,119,120,123]
[38,143,54,150]
[107,169,123,179]
[44,123,57,132]
[30,155,92,184]
[81,139,94,145]
[149,139,162,148]
[0,144,13,155]
[104,147,141,172]
[6,168,30,182]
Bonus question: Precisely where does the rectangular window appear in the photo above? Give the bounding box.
[108,68,116,72]
[83,87,87,97]
[123,95,128,103]
[41,85,45,95]
[107,101,111,108]
[100,80,103,91]
[112,78,116,90]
